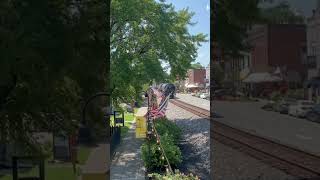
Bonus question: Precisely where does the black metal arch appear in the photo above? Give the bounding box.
[82,92,111,124]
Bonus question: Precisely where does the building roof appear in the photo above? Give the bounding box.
[243,72,282,83]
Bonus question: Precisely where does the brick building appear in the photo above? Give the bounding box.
[249,24,307,73]
[186,68,206,88]
[247,24,307,86]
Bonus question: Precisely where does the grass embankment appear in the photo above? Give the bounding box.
[0,145,92,180]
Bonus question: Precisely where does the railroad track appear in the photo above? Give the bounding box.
[170,99,320,180]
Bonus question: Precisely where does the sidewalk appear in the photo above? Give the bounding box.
[81,143,109,180]
[110,121,145,180]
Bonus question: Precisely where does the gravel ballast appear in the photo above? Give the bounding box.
[166,102,210,179]
[166,98,294,180]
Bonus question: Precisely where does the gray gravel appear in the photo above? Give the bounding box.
[166,102,210,179]
[212,139,295,180]
[176,93,210,111]
[166,100,294,180]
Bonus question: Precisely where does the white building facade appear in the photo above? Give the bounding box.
[206,64,210,87]
[307,0,320,101]
[307,0,320,79]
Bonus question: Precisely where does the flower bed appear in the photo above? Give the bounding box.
[149,170,200,180]
[141,117,182,173]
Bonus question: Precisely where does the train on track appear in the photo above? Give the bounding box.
[157,83,176,99]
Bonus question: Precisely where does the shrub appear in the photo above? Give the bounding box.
[270,91,281,102]
[141,133,182,170]
[149,170,200,180]
[154,117,181,143]
[141,118,182,170]
[286,89,304,99]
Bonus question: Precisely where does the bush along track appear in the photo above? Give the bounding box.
[141,117,200,179]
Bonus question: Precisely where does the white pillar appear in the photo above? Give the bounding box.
[308,88,312,101]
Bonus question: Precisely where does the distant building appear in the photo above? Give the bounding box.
[306,0,320,101]
[307,0,320,80]
[205,64,210,87]
[185,68,206,90]
[246,24,307,87]
[223,52,251,90]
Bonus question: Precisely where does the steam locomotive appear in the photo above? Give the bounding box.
[157,83,176,99]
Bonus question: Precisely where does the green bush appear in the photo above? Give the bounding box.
[149,170,200,180]
[154,117,181,143]
[141,118,182,170]
[286,89,304,99]
[270,91,281,102]
[141,133,182,170]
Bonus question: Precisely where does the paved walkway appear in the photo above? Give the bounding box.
[110,121,145,180]
[79,143,109,180]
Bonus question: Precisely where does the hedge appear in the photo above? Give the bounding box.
[141,117,182,171]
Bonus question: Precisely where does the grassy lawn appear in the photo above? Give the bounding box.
[110,108,138,138]
[77,145,92,165]
[0,163,78,180]
[0,146,92,180]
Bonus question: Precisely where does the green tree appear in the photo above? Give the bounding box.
[260,1,305,24]
[212,63,224,87]
[190,62,204,69]
[111,0,207,105]
[0,0,108,152]
[214,0,261,55]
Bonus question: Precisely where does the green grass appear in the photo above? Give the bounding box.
[0,146,92,180]
[110,108,138,138]
[0,163,78,180]
[77,145,92,165]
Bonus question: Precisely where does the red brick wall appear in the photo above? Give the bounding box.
[268,24,307,74]
[249,24,307,75]
[187,69,206,85]
[194,69,206,84]
[249,25,269,72]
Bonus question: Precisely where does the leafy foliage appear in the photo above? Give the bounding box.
[212,63,225,87]
[150,170,200,180]
[154,117,181,143]
[141,117,182,170]
[260,1,305,24]
[190,62,204,69]
[141,133,182,170]
[214,0,261,55]
[270,91,282,101]
[111,0,207,105]
[0,0,108,152]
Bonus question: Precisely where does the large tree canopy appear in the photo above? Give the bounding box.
[0,0,108,152]
[214,0,261,55]
[260,1,305,24]
[111,0,207,104]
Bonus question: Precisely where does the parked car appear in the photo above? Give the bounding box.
[288,100,315,117]
[261,101,276,111]
[305,104,320,123]
[213,89,232,98]
[274,98,296,114]
[200,93,210,99]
